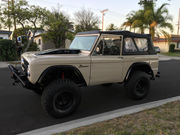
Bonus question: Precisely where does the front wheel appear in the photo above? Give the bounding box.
[41,79,81,118]
[125,71,150,100]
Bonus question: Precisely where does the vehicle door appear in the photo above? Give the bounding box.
[90,34,124,85]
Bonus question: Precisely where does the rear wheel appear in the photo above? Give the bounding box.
[33,88,43,95]
[125,71,150,100]
[41,79,81,118]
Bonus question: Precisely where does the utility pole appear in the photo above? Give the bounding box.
[100,9,108,31]
[177,8,180,35]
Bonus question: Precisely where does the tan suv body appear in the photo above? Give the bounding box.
[9,31,159,118]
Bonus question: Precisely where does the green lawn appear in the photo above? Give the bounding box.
[161,52,180,57]
[54,101,180,135]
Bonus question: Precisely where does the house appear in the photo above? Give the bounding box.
[34,34,56,51]
[34,34,72,51]
[153,35,180,52]
[0,30,12,39]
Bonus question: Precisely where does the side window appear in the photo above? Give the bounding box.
[124,38,137,52]
[134,38,148,52]
[94,36,121,56]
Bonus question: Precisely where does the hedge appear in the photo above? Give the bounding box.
[169,44,175,52]
[0,39,17,61]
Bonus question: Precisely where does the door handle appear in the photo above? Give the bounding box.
[79,65,89,68]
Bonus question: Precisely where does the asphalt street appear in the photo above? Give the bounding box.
[0,60,180,135]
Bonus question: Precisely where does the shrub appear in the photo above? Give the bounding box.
[27,42,39,52]
[0,39,17,61]
[169,44,175,52]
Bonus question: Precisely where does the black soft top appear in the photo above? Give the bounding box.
[77,30,151,38]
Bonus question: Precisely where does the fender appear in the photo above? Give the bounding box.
[124,62,154,81]
[37,65,87,87]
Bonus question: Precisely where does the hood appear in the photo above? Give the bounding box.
[35,48,81,55]
[21,48,89,65]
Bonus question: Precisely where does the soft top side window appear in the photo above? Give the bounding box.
[124,38,137,53]
[134,38,148,52]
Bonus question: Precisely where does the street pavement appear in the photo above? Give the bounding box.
[0,60,180,135]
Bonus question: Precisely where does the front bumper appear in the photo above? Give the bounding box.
[8,64,31,88]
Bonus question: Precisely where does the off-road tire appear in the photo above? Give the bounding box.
[125,71,150,100]
[33,89,43,95]
[41,79,81,118]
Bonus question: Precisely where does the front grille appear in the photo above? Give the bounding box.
[22,58,29,73]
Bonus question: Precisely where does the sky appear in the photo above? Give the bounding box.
[1,0,180,34]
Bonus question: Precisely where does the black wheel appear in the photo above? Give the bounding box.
[41,79,81,118]
[33,88,43,95]
[125,71,150,100]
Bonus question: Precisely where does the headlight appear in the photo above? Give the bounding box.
[21,58,24,64]
[27,66,30,77]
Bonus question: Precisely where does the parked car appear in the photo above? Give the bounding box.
[8,31,160,118]
[154,46,160,53]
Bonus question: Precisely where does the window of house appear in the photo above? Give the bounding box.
[177,42,180,48]
[134,38,148,52]
[124,38,137,53]
[0,37,3,39]
[38,39,41,45]
[94,36,121,56]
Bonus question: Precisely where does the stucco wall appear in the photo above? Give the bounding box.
[0,34,9,39]
[34,36,56,51]
[153,42,169,53]
[153,41,180,53]
[34,36,71,51]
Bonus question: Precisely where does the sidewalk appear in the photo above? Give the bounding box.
[158,54,180,61]
[0,61,20,68]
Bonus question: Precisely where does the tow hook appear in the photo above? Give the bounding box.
[156,71,160,78]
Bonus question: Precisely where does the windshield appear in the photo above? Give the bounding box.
[69,35,97,51]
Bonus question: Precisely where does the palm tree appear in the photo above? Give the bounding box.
[121,11,136,31]
[131,10,148,34]
[145,3,173,39]
[106,23,118,31]
[122,1,173,40]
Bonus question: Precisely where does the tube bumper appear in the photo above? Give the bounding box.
[8,64,32,88]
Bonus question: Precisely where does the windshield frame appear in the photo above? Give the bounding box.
[70,34,100,53]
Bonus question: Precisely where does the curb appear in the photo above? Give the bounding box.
[19,96,180,135]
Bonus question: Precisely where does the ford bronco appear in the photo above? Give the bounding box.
[9,31,160,118]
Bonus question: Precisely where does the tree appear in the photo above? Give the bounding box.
[42,8,73,48]
[1,0,29,45]
[121,11,136,31]
[106,23,118,31]
[146,3,173,39]
[0,0,13,31]
[130,10,147,34]
[1,0,47,51]
[24,5,47,52]
[74,8,100,33]
[122,0,173,39]
[0,6,2,29]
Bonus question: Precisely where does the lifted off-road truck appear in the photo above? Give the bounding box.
[9,31,160,118]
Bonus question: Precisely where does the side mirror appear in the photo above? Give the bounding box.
[96,47,100,53]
